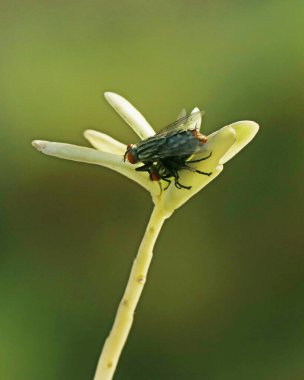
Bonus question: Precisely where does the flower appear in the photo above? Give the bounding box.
[32,92,259,217]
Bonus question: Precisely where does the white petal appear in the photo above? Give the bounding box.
[191,107,200,113]
[156,126,236,214]
[220,121,259,164]
[32,140,159,195]
[104,92,155,140]
[84,129,126,154]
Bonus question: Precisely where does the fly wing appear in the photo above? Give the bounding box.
[134,110,207,162]
[155,110,205,137]
[186,142,212,159]
[135,131,211,161]
[153,130,210,158]
[176,108,187,120]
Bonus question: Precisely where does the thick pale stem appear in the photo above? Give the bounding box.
[93,202,168,380]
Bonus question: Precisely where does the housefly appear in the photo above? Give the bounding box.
[124,110,212,190]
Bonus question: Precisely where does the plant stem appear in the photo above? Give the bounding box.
[93,202,168,380]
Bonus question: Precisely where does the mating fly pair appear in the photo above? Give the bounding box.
[124,110,212,190]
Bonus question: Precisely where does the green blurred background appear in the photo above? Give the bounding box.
[1,1,303,379]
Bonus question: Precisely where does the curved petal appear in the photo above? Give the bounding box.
[32,140,159,195]
[104,92,155,140]
[157,126,236,214]
[219,121,259,164]
[84,129,126,154]
[154,165,223,218]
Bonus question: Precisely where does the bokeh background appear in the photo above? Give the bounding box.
[1,1,303,379]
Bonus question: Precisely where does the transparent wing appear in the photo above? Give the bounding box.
[156,138,211,158]
[176,108,187,120]
[155,110,205,137]
[136,129,211,161]
[151,129,210,158]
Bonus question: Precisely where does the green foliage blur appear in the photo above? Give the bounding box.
[1,1,303,379]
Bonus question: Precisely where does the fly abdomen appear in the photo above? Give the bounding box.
[155,131,203,158]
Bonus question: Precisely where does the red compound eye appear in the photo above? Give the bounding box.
[124,144,138,164]
[127,151,137,164]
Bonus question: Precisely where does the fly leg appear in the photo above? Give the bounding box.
[135,162,162,182]
[183,164,212,176]
[191,165,212,176]
[195,169,212,176]
[161,171,191,190]
[183,151,213,176]
[135,162,153,172]
[175,180,192,190]
[173,171,192,190]
[160,176,172,190]
[186,151,212,163]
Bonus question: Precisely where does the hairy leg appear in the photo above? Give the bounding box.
[186,151,212,163]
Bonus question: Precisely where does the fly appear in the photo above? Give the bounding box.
[124,110,212,190]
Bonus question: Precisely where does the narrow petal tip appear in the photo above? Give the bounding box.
[219,120,259,164]
[191,107,200,113]
[32,140,47,152]
[231,120,259,136]
[103,91,155,139]
[104,92,117,101]
[84,129,126,154]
